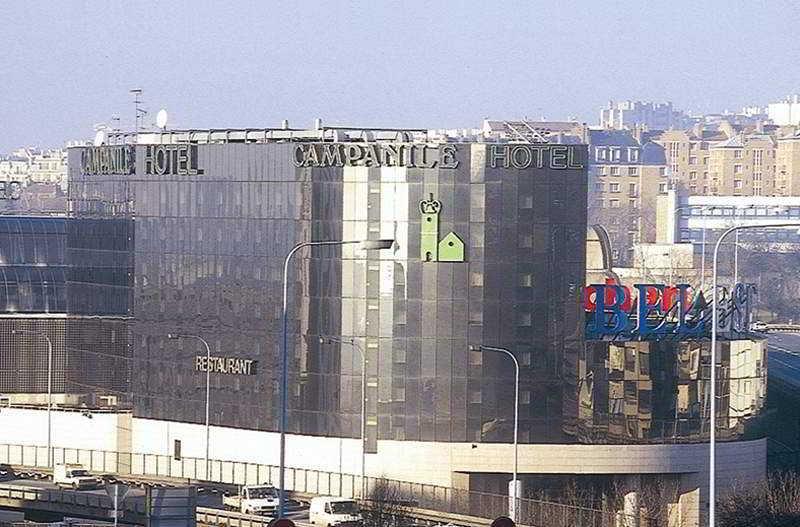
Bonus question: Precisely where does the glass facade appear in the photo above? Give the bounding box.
[0,217,67,313]
[0,216,132,396]
[66,139,768,445]
[68,141,589,444]
[579,340,767,443]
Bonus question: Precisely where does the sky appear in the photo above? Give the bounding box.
[1,0,800,152]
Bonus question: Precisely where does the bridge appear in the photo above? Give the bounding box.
[0,440,617,527]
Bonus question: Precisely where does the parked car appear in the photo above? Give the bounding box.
[223,485,280,516]
[53,464,101,490]
[309,496,363,527]
[751,321,769,332]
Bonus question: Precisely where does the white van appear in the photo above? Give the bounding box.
[53,464,100,490]
[309,496,363,527]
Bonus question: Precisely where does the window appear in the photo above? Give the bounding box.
[659,182,667,193]
[659,167,666,177]
[734,180,743,189]
[628,167,638,176]
[734,150,743,159]
[703,157,709,165]
[519,194,533,208]
[754,172,762,181]
[690,185,697,193]
[628,149,639,162]
[595,183,604,191]
[519,234,533,248]
[689,156,697,165]
[703,171,709,180]
[470,272,483,287]
[609,199,620,208]
[392,386,406,401]
[469,390,482,404]
[597,166,607,175]
[734,165,742,174]
[629,199,637,208]
[596,147,607,161]
[611,147,621,161]
[519,273,532,287]
[610,167,620,176]
[689,171,697,180]
[628,183,637,196]
[609,182,620,192]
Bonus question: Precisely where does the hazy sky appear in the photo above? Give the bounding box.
[1,0,799,152]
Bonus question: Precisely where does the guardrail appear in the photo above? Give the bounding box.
[0,443,658,527]
[196,507,271,527]
[0,482,146,523]
[764,324,800,332]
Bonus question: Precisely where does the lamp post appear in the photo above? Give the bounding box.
[319,336,367,499]
[12,329,53,467]
[709,221,800,527]
[167,333,212,480]
[731,205,755,286]
[279,238,394,518]
[477,345,519,521]
[673,204,717,292]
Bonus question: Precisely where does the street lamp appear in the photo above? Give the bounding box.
[279,238,394,518]
[731,205,755,286]
[319,336,367,500]
[12,329,53,467]
[167,333,213,480]
[673,204,716,292]
[709,221,800,527]
[477,345,520,521]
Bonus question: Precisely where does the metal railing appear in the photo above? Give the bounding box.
[0,481,146,515]
[0,443,659,527]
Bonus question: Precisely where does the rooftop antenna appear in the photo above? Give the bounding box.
[156,109,169,131]
[130,88,144,131]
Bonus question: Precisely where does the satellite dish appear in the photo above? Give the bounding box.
[94,130,107,147]
[156,109,168,130]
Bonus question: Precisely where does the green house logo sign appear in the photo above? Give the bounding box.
[419,194,465,262]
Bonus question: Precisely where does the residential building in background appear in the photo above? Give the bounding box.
[768,95,800,125]
[776,129,800,195]
[599,100,692,130]
[0,147,69,213]
[708,133,777,196]
[586,129,667,265]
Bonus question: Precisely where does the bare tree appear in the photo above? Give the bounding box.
[362,478,413,527]
[717,472,800,527]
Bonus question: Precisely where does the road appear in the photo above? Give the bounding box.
[765,332,800,389]
[0,473,310,524]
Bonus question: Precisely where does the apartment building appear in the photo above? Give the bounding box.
[776,129,800,195]
[768,95,800,126]
[708,134,776,196]
[599,100,692,130]
[1,148,69,190]
[652,127,731,195]
[588,129,667,264]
